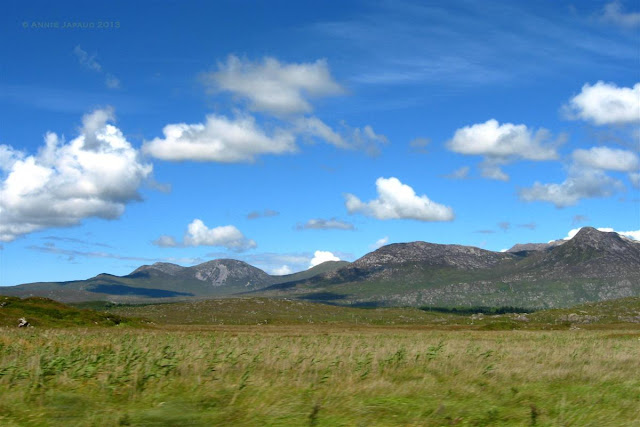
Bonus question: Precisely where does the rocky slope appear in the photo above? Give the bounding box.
[1,260,349,303]
[258,228,640,309]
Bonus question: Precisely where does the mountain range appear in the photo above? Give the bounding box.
[2,227,639,309]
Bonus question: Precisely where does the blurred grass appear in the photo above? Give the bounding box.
[0,327,639,426]
[0,295,639,425]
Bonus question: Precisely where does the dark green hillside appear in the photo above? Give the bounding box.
[0,296,137,328]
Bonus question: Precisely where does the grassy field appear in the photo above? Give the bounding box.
[1,297,639,425]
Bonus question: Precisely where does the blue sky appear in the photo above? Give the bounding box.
[1,0,639,285]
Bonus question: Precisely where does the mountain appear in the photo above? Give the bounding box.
[256,228,640,309]
[271,261,351,283]
[507,240,564,253]
[3,227,638,308]
[1,259,349,303]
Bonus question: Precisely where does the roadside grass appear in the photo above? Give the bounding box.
[1,327,639,426]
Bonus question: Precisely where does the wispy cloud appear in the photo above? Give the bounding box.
[73,45,121,90]
[296,218,354,231]
[247,209,280,220]
[312,1,638,87]
[42,236,113,248]
[600,1,640,28]
[28,243,202,265]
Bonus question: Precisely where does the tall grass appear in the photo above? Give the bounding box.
[1,326,638,425]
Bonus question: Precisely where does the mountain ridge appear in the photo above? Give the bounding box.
[2,227,638,308]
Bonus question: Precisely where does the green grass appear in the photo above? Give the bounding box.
[1,296,639,425]
[0,296,143,328]
[0,327,638,426]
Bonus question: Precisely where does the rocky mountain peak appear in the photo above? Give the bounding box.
[130,262,185,276]
[353,241,514,270]
[188,259,273,288]
[568,227,629,252]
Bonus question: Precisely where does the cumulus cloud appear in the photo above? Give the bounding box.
[204,55,343,116]
[0,108,152,242]
[563,227,640,241]
[446,119,561,180]
[601,1,640,27]
[572,146,639,172]
[519,168,623,208]
[447,119,560,160]
[345,177,454,221]
[564,82,640,125]
[296,117,388,156]
[271,265,293,275]
[370,236,389,250]
[154,219,257,251]
[297,218,354,230]
[309,250,340,268]
[142,113,297,162]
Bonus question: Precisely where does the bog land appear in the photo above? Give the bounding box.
[0,296,639,426]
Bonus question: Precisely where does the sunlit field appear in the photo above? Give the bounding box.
[1,325,638,426]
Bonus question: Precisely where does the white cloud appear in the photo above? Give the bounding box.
[153,219,256,251]
[185,219,256,251]
[271,265,293,275]
[564,82,640,125]
[447,119,560,160]
[345,177,454,221]
[601,1,640,28]
[572,146,639,172]
[0,108,152,242]
[370,236,389,250]
[205,55,343,116]
[563,227,640,241]
[519,168,623,208]
[143,113,297,162]
[446,119,561,180]
[297,218,354,230]
[296,117,388,156]
[629,172,640,188]
[309,250,340,268]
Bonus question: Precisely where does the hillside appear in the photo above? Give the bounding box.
[0,296,137,328]
[256,227,640,309]
[2,227,638,308]
[0,260,350,303]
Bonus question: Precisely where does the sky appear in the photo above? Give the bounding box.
[0,0,639,286]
